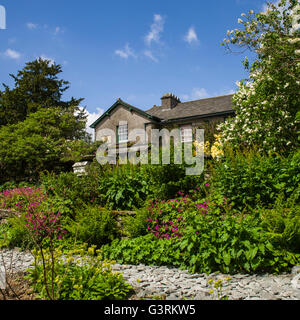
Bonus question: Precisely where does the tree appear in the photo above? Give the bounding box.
[218,0,300,154]
[0,106,88,183]
[0,58,83,126]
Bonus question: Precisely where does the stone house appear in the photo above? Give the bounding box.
[90,93,235,145]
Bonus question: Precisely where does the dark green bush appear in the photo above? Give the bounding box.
[210,148,300,210]
[97,164,150,210]
[68,206,117,247]
[123,207,149,238]
[102,204,300,274]
[259,194,300,253]
[140,163,202,201]
[3,214,34,249]
[40,171,101,218]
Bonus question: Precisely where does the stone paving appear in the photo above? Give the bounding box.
[1,248,299,300]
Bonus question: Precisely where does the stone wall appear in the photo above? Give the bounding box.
[95,104,152,142]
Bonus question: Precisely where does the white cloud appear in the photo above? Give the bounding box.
[39,55,55,66]
[26,22,38,30]
[4,49,21,60]
[182,87,235,102]
[184,27,199,44]
[115,43,137,59]
[191,88,209,99]
[143,50,158,62]
[181,88,209,101]
[81,107,104,139]
[144,14,165,46]
[53,26,64,35]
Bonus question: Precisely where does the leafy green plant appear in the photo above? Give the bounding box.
[3,214,35,249]
[259,194,300,252]
[97,163,150,210]
[102,204,300,274]
[208,278,231,300]
[123,207,149,238]
[210,147,300,210]
[26,244,133,300]
[68,206,118,247]
[40,172,100,218]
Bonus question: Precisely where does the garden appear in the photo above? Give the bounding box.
[0,0,299,300]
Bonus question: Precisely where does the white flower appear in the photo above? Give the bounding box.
[249,10,254,14]
[238,18,243,24]
[241,13,246,17]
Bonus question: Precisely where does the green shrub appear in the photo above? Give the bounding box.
[210,148,300,210]
[259,194,300,253]
[101,234,181,268]
[68,206,117,247]
[123,207,149,238]
[102,206,300,274]
[26,244,133,300]
[3,214,34,249]
[40,172,100,217]
[97,163,150,210]
[140,163,202,201]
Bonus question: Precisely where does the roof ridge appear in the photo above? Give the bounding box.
[178,93,234,105]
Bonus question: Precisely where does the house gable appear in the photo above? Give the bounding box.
[93,100,161,142]
[90,98,160,129]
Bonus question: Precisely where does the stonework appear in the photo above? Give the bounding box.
[1,249,299,300]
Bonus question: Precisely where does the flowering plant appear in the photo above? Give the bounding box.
[0,186,47,213]
[219,0,300,154]
[145,186,230,239]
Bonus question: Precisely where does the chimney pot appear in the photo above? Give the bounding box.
[161,93,181,109]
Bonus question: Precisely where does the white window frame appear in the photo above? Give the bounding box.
[180,125,193,143]
[118,124,128,143]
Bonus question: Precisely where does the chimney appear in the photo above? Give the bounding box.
[161,93,181,109]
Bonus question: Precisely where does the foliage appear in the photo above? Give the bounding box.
[67,206,117,247]
[210,147,300,210]
[102,197,300,274]
[26,244,133,300]
[40,172,99,218]
[259,194,300,252]
[97,163,151,210]
[219,0,300,154]
[0,107,88,184]
[1,214,35,249]
[208,278,231,300]
[144,190,216,239]
[123,207,149,238]
[0,58,83,127]
[140,162,201,201]
[0,186,48,213]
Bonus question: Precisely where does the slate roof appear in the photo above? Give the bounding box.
[146,94,234,122]
[90,94,235,129]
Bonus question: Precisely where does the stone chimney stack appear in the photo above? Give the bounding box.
[161,93,181,109]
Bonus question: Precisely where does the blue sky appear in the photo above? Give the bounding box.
[0,0,273,134]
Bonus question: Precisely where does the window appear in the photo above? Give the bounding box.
[180,125,193,143]
[117,124,128,143]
